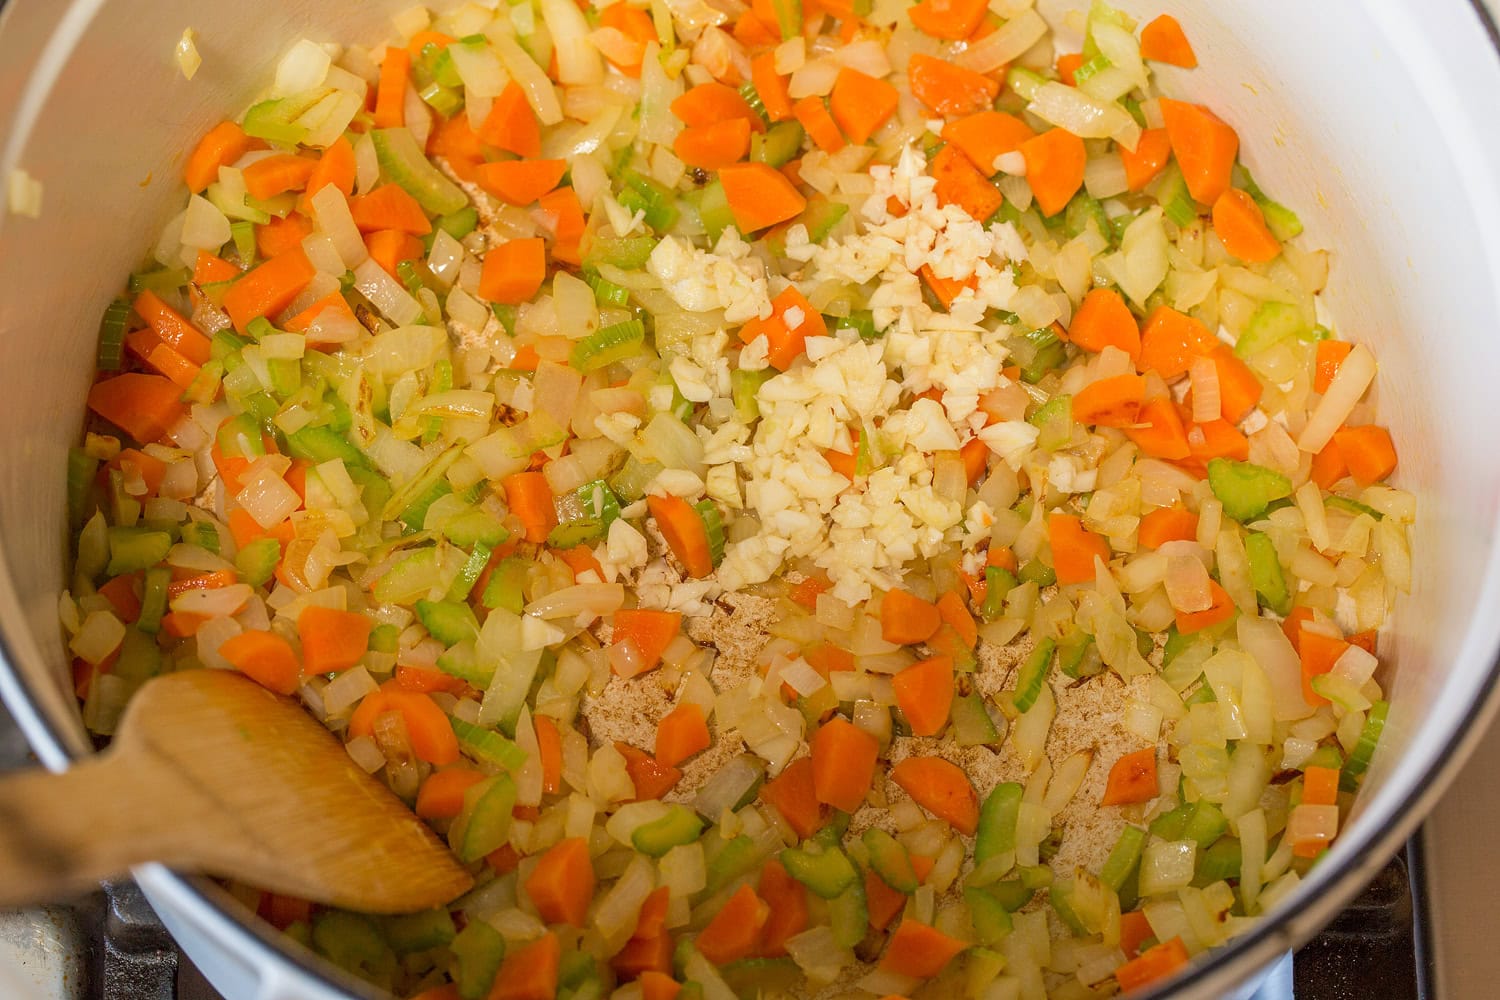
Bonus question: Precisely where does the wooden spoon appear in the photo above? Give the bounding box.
[0,669,473,912]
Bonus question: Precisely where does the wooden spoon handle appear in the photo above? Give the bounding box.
[0,752,187,907]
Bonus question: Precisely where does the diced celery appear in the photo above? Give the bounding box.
[449,772,518,861]
[738,80,768,123]
[951,693,1000,746]
[1207,458,1292,522]
[862,828,917,892]
[382,908,456,954]
[975,782,1023,864]
[106,527,172,576]
[705,834,761,893]
[66,448,100,529]
[480,556,530,614]
[416,598,481,646]
[1326,494,1384,520]
[286,425,370,469]
[632,805,705,857]
[1234,301,1309,359]
[311,910,395,984]
[235,538,281,589]
[398,477,454,532]
[217,413,266,458]
[372,128,468,216]
[128,267,192,296]
[619,170,679,231]
[135,567,171,634]
[966,887,1014,945]
[584,235,657,270]
[828,879,867,948]
[96,298,131,372]
[1099,825,1146,891]
[1245,531,1291,615]
[731,368,772,423]
[230,220,257,265]
[1018,559,1055,587]
[694,181,736,245]
[585,271,630,309]
[751,121,804,167]
[570,319,646,373]
[769,0,802,39]
[1340,700,1387,792]
[1029,395,1073,451]
[1013,638,1055,714]
[1006,67,1047,101]
[438,206,479,240]
[780,842,857,898]
[451,717,528,770]
[443,509,509,549]
[980,566,1017,621]
[451,920,506,1000]
[694,500,726,567]
[1064,192,1110,241]
[834,310,877,340]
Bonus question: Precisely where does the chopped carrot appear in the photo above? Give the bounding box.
[672,82,763,130]
[756,859,809,957]
[255,213,315,260]
[734,10,781,51]
[1019,128,1087,217]
[1068,288,1141,362]
[611,608,683,675]
[296,605,371,675]
[349,183,433,235]
[1119,127,1173,192]
[907,54,998,118]
[829,67,899,145]
[1140,14,1198,68]
[824,445,857,481]
[364,228,424,279]
[259,892,314,931]
[414,767,486,820]
[880,587,942,646]
[1299,627,1350,706]
[736,284,827,370]
[941,111,1034,177]
[194,251,240,286]
[751,53,795,123]
[1349,630,1377,655]
[502,470,555,543]
[1115,937,1190,992]
[222,246,316,333]
[478,81,542,158]
[159,612,208,639]
[598,4,656,77]
[1314,340,1354,395]
[98,573,143,623]
[1303,765,1341,807]
[1072,373,1147,428]
[1101,747,1159,806]
[406,29,456,58]
[647,493,715,578]
[349,684,460,765]
[1282,606,1315,653]
[1056,53,1085,87]
[919,265,977,311]
[1174,580,1236,635]
[1332,425,1397,486]
[219,629,301,696]
[931,145,1002,222]
[811,717,879,813]
[637,972,681,1000]
[394,664,466,694]
[535,714,563,794]
[124,335,198,389]
[879,920,969,978]
[1138,304,1219,380]
[760,755,828,838]
[960,437,989,486]
[1124,396,1191,460]
[892,656,954,738]
[1176,418,1251,479]
[1309,438,1349,490]
[525,837,596,928]
[1213,188,1280,263]
[987,545,1018,573]
[87,373,187,445]
[1048,513,1112,585]
[633,886,671,941]
[537,186,586,265]
[696,884,769,965]
[410,987,461,1000]
[793,96,847,153]
[133,289,212,365]
[1138,505,1198,549]
[373,47,411,129]
[285,290,357,337]
[243,154,316,201]
[1119,910,1154,960]
[890,756,979,834]
[490,932,561,1000]
[428,113,485,181]
[474,159,567,206]
[673,118,753,170]
[183,121,267,194]
[1159,98,1239,205]
[165,569,238,599]
[615,741,683,800]
[723,161,816,233]
[907,0,988,40]
[865,867,908,930]
[480,237,547,304]
[789,575,829,610]
[1206,344,1263,423]
[936,590,978,648]
[655,702,711,767]
[612,934,674,981]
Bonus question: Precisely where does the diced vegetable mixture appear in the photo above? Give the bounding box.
[63,1,1414,997]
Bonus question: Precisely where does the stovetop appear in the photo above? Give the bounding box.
[0,697,1431,1000]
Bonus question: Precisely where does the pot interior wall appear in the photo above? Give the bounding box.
[2,0,1499,995]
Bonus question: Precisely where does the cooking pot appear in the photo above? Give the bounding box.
[4,0,1500,996]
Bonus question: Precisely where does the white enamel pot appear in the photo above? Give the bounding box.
[4,1,1500,997]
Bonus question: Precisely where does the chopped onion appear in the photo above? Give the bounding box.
[1298,344,1376,452]
[170,583,253,617]
[594,854,656,949]
[958,8,1046,73]
[345,734,386,774]
[310,186,368,267]
[1139,839,1196,897]
[448,38,509,97]
[1189,356,1221,424]
[274,39,331,96]
[323,665,378,716]
[493,33,564,126]
[69,610,125,665]
[352,258,422,326]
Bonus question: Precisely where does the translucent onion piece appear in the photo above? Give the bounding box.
[958,8,1046,73]
[1298,344,1376,452]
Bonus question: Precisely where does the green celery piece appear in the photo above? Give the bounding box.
[286,425,370,469]
[584,235,657,270]
[369,624,400,654]
[1149,804,1189,842]
[1258,198,1302,241]
[1018,558,1055,587]
[235,538,281,588]
[1013,638,1056,714]
[1326,494,1384,520]
[436,641,495,688]
[310,911,395,984]
[1072,54,1111,86]
[106,527,172,576]
[705,834,761,893]
[416,599,481,646]
[180,520,220,553]
[1028,395,1074,452]
[558,949,602,993]
[1183,801,1227,850]
[1235,301,1309,359]
[751,121,804,167]
[442,509,509,548]
[449,773,518,861]
[1245,531,1291,615]
[1183,682,1216,706]
[619,170,679,231]
[66,449,100,529]
[780,842,857,899]
[862,828,917,893]
[267,357,302,397]
[128,267,192,296]
[217,412,265,458]
[695,500,726,567]
[438,205,480,240]
[1161,625,1192,666]
[770,0,802,38]
[382,908,456,954]
[694,181,736,245]
[731,368,772,423]
[965,886,1014,945]
[492,302,519,337]
[420,80,464,117]
[382,446,462,526]
[585,272,630,308]
[136,566,171,634]
[828,879,867,949]
[211,329,248,362]
[398,477,454,532]
[451,920,506,1000]
[980,566,1017,621]
[737,79,768,122]
[975,782,1023,864]
[451,717,528,770]
[1207,458,1293,522]
[570,319,646,373]
[1064,192,1110,241]
[834,310,877,340]
[1005,66,1046,101]
[372,127,468,215]
[1098,825,1146,891]
[1340,700,1388,792]
[1153,164,1198,227]
[230,220,258,265]
[1048,878,1090,936]
[801,193,848,243]
[243,89,330,144]
[1193,836,1243,888]
[1304,745,1344,772]
[112,627,162,685]
[632,805,705,857]
[480,556,531,613]
[720,960,801,998]
[96,298,131,371]
[445,543,492,604]
[422,42,464,87]
[485,646,547,738]
[951,693,1000,746]
[1057,629,1100,679]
